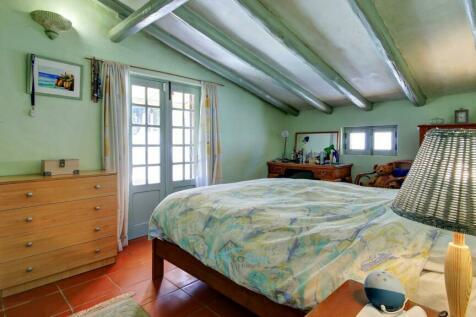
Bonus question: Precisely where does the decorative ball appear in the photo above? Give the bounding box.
[364,271,406,313]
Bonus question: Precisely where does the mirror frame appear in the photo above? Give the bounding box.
[293,131,340,153]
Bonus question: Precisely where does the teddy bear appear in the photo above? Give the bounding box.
[368,162,397,188]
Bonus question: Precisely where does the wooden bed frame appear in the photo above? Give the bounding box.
[152,239,307,317]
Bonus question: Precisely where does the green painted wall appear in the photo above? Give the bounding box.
[0,0,286,181]
[285,93,476,177]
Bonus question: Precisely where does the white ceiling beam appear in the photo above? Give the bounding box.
[98,0,299,116]
[348,0,426,106]
[109,0,189,42]
[236,0,372,111]
[464,0,476,47]
[173,6,333,114]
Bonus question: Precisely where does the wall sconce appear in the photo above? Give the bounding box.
[30,10,72,40]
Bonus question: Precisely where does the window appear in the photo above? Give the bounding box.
[344,125,397,155]
[171,91,195,182]
[131,83,162,186]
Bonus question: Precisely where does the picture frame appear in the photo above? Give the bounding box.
[27,54,82,100]
[454,108,469,123]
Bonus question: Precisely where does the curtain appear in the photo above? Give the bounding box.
[101,61,130,251]
[196,82,222,186]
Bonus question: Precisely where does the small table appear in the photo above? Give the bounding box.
[306,280,439,317]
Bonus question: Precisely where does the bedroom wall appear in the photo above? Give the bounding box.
[0,0,286,182]
[284,92,476,177]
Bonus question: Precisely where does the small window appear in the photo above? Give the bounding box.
[344,125,397,155]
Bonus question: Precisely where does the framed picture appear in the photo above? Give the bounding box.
[27,54,82,100]
[454,108,469,123]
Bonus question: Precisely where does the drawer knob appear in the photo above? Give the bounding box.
[26,266,33,272]
[25,217,33,223]
[26,192,33,198]
[94,227,101,232]
[26,241,33,248]
[94,248,101,254]
[94,184,102,189]
[94,206,101,211]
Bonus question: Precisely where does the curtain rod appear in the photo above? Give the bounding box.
[85,57,224,87]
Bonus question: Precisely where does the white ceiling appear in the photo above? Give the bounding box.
[117,0,476,111]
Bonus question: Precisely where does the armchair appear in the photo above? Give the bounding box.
[354,160,413,189]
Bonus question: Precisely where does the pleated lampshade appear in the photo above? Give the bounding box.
[391,129,476,236]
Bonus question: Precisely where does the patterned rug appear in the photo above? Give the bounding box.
[71,293,149,317]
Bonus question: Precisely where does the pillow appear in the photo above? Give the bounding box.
[392,167,410,177]
[424,230,476,276]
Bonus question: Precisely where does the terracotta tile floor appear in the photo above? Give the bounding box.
[0,237,257,317]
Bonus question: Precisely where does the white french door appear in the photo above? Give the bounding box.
[128,76,199,239]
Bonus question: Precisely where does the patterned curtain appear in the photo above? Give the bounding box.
[101,61,130,251]
[196,82,222,186]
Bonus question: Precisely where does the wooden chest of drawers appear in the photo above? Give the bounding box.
[0,171,117,297]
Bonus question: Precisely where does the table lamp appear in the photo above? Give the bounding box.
[391,129,475,317]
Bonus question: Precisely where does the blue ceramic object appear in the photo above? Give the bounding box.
[364,271,406,313]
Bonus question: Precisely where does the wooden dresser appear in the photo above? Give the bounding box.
[267,161,353,182]
[418,123,476,144]
[0,171,117,297]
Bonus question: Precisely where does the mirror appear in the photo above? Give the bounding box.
[294,131,339,155]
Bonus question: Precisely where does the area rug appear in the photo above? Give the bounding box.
[71,293,149,317]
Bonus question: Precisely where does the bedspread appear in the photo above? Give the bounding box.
[148,178,438,310]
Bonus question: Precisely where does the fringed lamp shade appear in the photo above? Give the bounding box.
[391,129,476,236]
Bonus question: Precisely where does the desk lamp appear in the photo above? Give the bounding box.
[392,129,475,317]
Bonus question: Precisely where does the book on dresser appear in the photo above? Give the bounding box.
[0,171,117,297]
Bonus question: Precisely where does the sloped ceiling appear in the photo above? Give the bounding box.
[114,0,476,112]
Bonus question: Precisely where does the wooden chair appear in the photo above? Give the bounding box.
[354,160,413,189]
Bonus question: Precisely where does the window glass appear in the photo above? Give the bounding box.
[148,166,160,184]
[172,92,183,109]
[172,110,183,126]
[173,164,183,181]
[374,131,393,150]
[132,147,146,165]
[147,107,160,125]
[172,146,183,163]
[132,166,146,185]
[148,127,160,145]
[349,132,366,150]
[132,126,146,145]
[132,106,146,125]
[132,85,145,105]
[148,146,160,164]
[147,88,160,106]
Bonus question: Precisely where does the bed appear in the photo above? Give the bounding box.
[148,178,476,316]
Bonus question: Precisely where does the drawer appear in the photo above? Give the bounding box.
[0,236,116,289]
[269,166,283,174]
[0,216,116,263]
[0,196,117,237]
[0,175,116,211]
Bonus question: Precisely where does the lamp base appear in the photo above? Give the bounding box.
[445,232,473,317]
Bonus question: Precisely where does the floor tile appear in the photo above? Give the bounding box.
[62,276,121,307]
[142,289,202,317]
[185,306,219,317]
[165,268,197,288]
[182,280,219,305]
[71,288,123,313]
[4,292,71,317]
[3,283,59,309]
[106,251,150,273]
[207,294,257,317]
[107,265,152,288]
[125,278,178,304]
[164,260,176,273]
[57,266,110,290]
